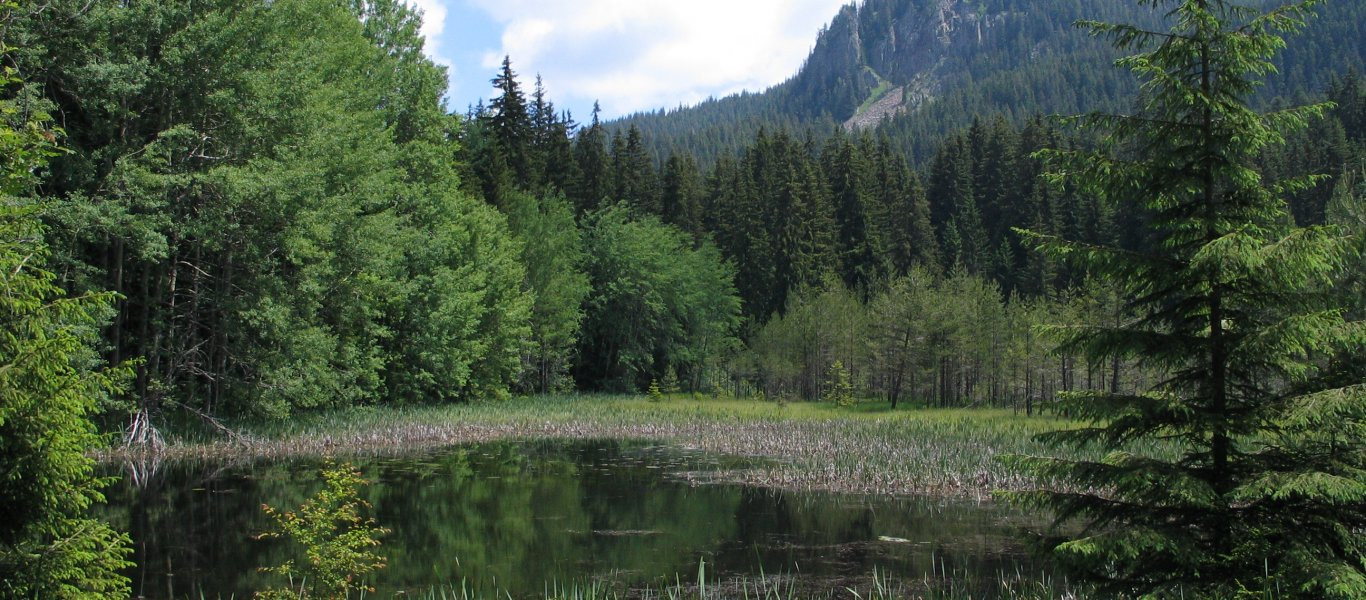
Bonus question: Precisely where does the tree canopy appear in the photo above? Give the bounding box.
[1006,1,1366,596]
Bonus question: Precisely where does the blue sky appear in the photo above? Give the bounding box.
[411,0,851,122]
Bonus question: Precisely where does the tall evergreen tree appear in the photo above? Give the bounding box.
[1007,1,1366,597]
[872,139,938,274]
[573,103,612,215]
[660,152,704,236]
[526,74,554,187]
[824,136,882,291]
[611,125,659,213]
[489,56,533,185]
[927,134,978,271]
[527,78,579,196]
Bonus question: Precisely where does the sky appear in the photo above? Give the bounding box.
[408,0,851,122]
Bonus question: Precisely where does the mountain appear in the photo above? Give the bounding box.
[608,0,1366,166]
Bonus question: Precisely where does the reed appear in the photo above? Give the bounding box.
[404,564,1085,600]
[99,395,1148,497]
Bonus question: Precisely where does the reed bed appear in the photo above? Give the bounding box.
[99,395,1117,497]
[410,563,1085,600]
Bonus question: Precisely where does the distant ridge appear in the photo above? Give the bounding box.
[608,0,1365,166]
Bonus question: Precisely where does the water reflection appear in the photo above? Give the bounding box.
[100,440,1040,598]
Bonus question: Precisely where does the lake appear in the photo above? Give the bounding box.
[101,439,1047,598]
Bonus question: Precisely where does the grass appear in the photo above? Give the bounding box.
[101,395,1107,497]
[853,67,894,116]
[405,563,1085,600]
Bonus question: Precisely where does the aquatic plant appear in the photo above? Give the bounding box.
[406,564,1085,600]
[100,397,1142,498]
[255,462,387,599]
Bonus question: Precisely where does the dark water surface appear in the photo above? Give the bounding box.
[101,439,1043,598]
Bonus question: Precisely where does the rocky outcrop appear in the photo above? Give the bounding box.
[843,67,942,130]
[785,0,995,124]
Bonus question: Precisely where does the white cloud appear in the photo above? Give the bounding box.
[465,0,849,117]
[406,0,452,69]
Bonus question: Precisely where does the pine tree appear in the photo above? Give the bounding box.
[540,108,580,197]
[823,360,855,407]
[660,152,704,236]
[1007,1,1366,597]
[612,125,659,212]
[772,145,836,317]
[954,194,991,276]
[573,103,612,215]
[489,56,533,184]
[526,74,553,188]
[0,209,134,600]
[873,139,937,274]
[825,136,882,292]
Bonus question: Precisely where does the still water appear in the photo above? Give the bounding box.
[102,440,1043,598]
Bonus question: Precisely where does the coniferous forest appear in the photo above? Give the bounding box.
[3,0,1366,597]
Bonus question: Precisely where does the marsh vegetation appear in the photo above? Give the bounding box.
[103,422,1079,599]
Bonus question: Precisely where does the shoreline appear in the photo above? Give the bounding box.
[97,396,1077,498]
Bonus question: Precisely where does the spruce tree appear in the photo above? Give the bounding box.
[1007,1,1366,597]
[612,125,659,213]
[825,137,882,292]
[0,21,131,593]
[526,74,553,188]
[573,103,612,215]
[873,139,937,274]
[660,152,704,236]
[489,56,533,184]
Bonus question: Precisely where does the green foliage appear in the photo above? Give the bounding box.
[823,361,855,407]
[1005,1,1366,597]
[504,191,590,394]
[745,280,865,401]
[0,186,134,600]
[576,204,741,392]
[744,269,1091,411]
[14,0,531,416]
[0,9,132,592]
[256,462,387,599]
[647,379,663,402]
[660,366,681,394]
[488,56,534,185]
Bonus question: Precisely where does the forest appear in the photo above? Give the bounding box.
[6,0,1361,421]
[610,0,1366,166]
[3,0,1366,597]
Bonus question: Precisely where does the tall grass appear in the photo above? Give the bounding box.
[100,395,1154,497]
[407,563,1084,600]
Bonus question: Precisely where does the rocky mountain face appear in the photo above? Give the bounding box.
[610,0,1365,164]
[787,0,970,127]
[784,0,1152,128]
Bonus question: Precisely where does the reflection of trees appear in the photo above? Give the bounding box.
[713,490,1040,585]
[574,441,744,582]
[97,441,1043,598]
[376,440,748,596]
[714,488,877,578]
[98,460,322,598]
[373,442,591,593]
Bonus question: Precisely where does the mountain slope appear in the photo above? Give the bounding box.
[610,0,1365,166]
